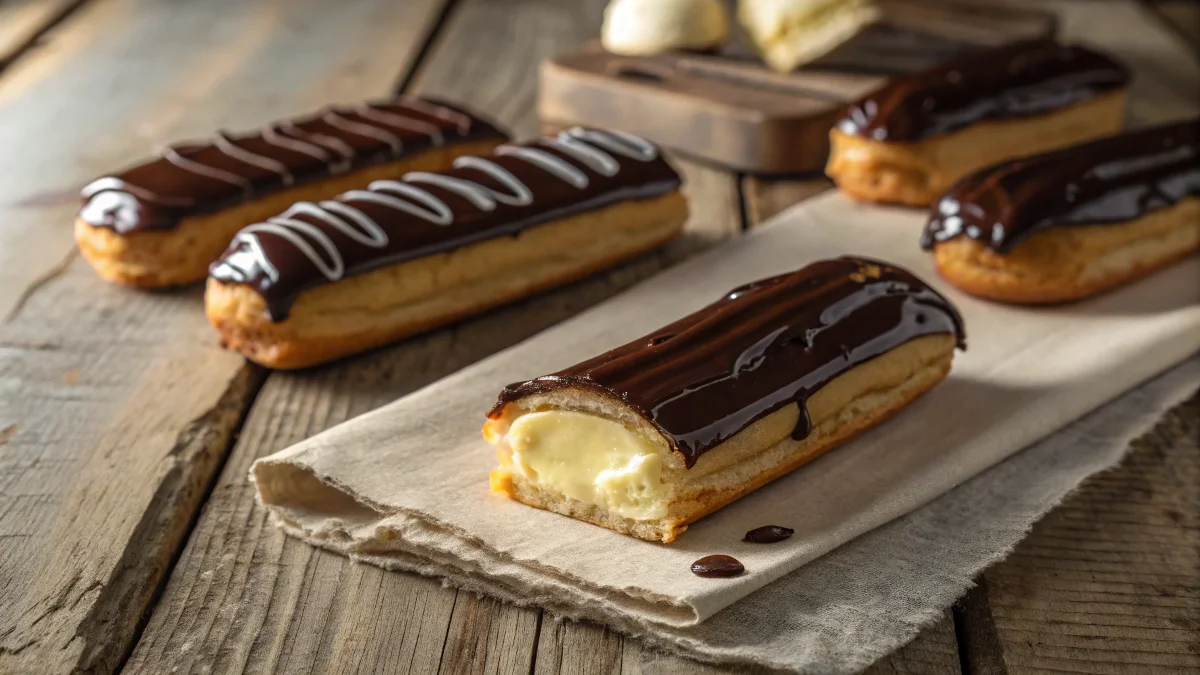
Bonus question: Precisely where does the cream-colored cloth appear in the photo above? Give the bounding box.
[252,186,1200,669]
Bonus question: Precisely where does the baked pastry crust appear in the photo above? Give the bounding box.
[488,334,956,543]
[827,89,1127,207]
[485,258,964,542]
[206,191,687,369]
[931,197,1200,304]
[76,140,502,288]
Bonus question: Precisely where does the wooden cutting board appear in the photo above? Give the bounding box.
[539,0,1058,174]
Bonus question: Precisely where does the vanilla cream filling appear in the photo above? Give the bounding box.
[504,410,671,520]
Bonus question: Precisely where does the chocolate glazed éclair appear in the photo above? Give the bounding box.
[835,40,1129,142]
[922,118,1200,252]
[79,97,507,234]
[491,257,966,468]
[208,128,682,320]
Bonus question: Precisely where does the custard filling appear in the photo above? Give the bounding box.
[502,411,670,520]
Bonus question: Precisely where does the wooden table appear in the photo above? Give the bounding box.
[0,1,1196,673]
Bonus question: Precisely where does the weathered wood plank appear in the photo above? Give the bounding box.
[962,392,1200,674]
[438,595,540,675]
[535,619,626,675]
[0,1,451,673]
[0,0,82,69]
[863,611,962,675]
[123,0,743,673]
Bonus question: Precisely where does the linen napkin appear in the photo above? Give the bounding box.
[260,360,1196,673]
[251,187,1200,656]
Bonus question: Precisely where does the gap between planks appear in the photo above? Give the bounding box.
[0,0,90,72]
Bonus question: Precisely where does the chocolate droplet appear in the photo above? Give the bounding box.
[691,555,744,578]
[743,525,794,544]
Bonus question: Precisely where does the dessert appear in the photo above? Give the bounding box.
[738,0,882,73]
[922,118,1200,304]
[77,97,508,287]
[826,41,1129,206]
[206,127,688,369]
[601,0,730,56]
[484,257,966,543]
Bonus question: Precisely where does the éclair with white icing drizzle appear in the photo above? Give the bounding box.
[209,127,682,320]
[78,96,508,234]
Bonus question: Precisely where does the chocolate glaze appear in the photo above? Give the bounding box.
[743,525,794,544]
[208,128,682,320]
[835,41,1129,142]
[79,97,507,234]
[491,257,966,468]
[691,555,744,578]
[921,118,1200,252]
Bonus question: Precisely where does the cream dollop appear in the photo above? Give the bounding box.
[601,0,731,56]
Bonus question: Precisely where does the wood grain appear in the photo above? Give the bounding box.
[123,0,743,673]
[0,0,82,68]
[0,1,450,673]
[963,392,1200,674]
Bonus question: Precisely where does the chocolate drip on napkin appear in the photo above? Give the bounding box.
[491,257,966,467]
[835,41,1129,142]
[921,118,1200,252]
[79,97,507,234]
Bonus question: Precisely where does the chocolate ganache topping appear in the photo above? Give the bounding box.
[922,118,1200,252]
[208,127,682,320]
[490,257,966,467]
[78,96,507,234]
[835,41,1129,142]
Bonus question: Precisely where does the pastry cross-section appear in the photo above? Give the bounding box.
[485,257,966,542]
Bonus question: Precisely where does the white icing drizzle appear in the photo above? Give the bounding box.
[357,104,445,146]
[85,98,477,217]
[277,121,356,161]
[448,156,534,206]
[261,123,333,162]
[398,173,500,211]
[566,126,659,161]
[214,131,294,185]
[495,144,590,189]
[230,200,389,282]
[322,108,403,154]
[220,129,663,284]
[80,176,193,206]
[395,95,474,134]
[539,134,619,177]
[161,145,253,194]
[347,184,454,226]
